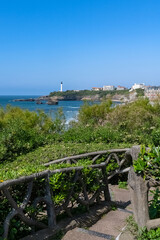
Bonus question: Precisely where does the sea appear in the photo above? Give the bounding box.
[0,95,84,124]
[0,96,121,124]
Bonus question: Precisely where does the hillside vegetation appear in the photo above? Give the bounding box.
[49,89,130,100]
[0,98,160,180]
[1,98,160,240]
[66,98,160,145]
[49,89,144,101]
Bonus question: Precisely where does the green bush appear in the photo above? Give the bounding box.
[152,128,160,146]
[137,227,160,240]
[78,100,112,125]
[62,124,121,144]
[126,216,160,240]
[0,106,65,163]
[77,98,160,146]
[133,145,160,180]
[149,188,160,219]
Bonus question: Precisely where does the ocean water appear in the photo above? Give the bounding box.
[0,95,84,123]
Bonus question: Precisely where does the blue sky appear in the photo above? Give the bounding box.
[0,0,160,95]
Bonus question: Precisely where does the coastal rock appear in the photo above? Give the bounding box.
[47,97,59,105]
[47,100,58,105]
[81,95,99,101]
[36,100,43,104]
[13,98,35,102]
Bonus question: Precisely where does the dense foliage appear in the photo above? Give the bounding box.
[0,141,129,181]
[49,89,130,99]
[0,106,65,163]
[149,188,160,219]
[64,98,160,145]
[126,216,160,240]
[138,227,160,240]
[133,145,160,180]
[1,98,160,180]
[1,97,160,239]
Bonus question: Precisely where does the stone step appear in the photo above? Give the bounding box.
[62,209,131,240]
[62,227,113,240]
[89,210,130,237]
[62,186,132,240]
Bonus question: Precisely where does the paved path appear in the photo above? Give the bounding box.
[62,185,132,240]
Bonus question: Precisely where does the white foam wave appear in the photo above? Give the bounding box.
[65,117,78,125]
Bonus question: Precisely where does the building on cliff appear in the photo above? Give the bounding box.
[92,87,102,91]
[116,86,127,90]
[130,83,145,91]
[103,85,115,91]
[145,86,160,100]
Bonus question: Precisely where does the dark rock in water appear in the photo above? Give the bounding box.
[36,100,43,104]
[13,98,35,102]
[47,100,58,105]
[37,95,49,100]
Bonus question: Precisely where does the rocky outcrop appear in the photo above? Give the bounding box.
[13,98,35,102]
[47,100,58,105]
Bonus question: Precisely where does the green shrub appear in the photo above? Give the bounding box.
[126,216,160,240]
[62,124,121,144]
[133,145,160,180]
[152,128,160,146]
[118,181,128,189]
[149,188,160,219]
[137,227,160,240]
[78,100,112,125]
[0,106,65,163]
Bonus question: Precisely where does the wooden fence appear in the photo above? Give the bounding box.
[0,147,133,239]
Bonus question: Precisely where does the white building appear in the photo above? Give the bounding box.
[145,86,160,100]
[131,83,145,91]
[92,87,102,91]
[116,86,127,91]
[103,85,115,91]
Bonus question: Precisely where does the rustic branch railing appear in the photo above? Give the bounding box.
[0,147,133,239]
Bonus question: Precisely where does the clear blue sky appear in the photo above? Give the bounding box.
[0,0,160,95]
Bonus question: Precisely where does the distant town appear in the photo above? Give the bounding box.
[60,82,160,101]
[90,83,160,101]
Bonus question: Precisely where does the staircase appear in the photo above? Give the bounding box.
[62,186,132,240]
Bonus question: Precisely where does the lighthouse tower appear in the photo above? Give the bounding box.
[60,82,63,92]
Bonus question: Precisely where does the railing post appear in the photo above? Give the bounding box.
[102,166,111,202]
[45,174,56,228]
[128,167,149,228]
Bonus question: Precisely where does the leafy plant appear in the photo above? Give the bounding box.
[137,227,160,240]
[118,181,128,189]
[126,216,160,240]
[133,145,160,180]
[149,188,160,219]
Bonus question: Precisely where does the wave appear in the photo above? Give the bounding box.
[65,117,78,125]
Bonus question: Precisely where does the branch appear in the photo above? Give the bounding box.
[3,188,47,229]
[3,209,17,239]
[21,181,33,209]
[108,167,130,180]
[44,148,130,166]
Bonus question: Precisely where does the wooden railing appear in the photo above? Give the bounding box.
[0,147,133,239]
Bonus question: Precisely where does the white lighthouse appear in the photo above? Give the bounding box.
[60,82,63,92]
